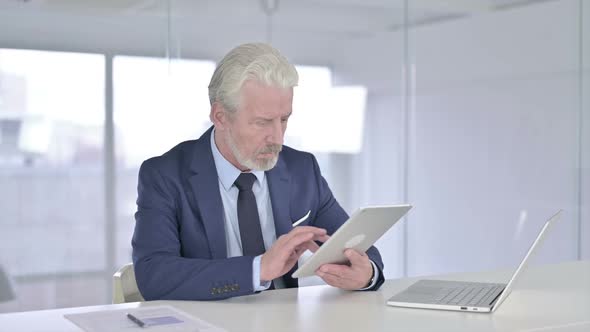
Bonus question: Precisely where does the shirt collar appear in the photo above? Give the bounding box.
[210,128,265,191]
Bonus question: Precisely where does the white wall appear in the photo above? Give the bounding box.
[353,0,586,277]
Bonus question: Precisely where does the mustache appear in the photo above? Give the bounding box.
[258,144,282,154]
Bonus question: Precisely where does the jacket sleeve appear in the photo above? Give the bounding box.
[131,159,255,300]
[309,154,385,291]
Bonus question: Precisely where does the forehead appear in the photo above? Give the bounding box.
[238,80,293,117]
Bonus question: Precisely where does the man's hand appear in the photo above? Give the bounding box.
[260,226,329,282]
[316,249,373,290]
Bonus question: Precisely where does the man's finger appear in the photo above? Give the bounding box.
[283,232,315,253]
[305,241,321,253]
[287,251,300,265]
[319,263,354,279]
[317,270,346,289]
[320,275,341,288]
[313,234,330,243]
[289,226,327,236]
[273,232,313,262]
[292,245,312,260]
[345,249,368,266]
[294,240,320,254]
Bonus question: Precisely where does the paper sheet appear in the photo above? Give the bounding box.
[64,305,227,332]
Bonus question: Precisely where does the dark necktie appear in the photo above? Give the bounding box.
[235,173,266,257]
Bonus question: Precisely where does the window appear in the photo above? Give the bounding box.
[0,49,106,311]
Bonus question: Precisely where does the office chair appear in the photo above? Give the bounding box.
[112,263,145,304]
[0,265,15,302]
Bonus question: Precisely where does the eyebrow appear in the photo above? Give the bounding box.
[254,112,292,121]
[254,117,273,122]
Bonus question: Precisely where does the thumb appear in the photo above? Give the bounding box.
[344,249,366,266]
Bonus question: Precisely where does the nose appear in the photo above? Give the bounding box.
[267,119,284,145]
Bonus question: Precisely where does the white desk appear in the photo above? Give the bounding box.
[1,260,588,332]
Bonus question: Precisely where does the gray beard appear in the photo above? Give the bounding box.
[225,131,280,171]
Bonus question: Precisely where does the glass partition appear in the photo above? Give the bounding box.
[406,0,585,276]
[581,0,589,260]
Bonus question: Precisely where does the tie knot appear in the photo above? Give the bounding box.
[234,173,256,191]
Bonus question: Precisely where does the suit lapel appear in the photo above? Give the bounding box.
[266,156,292,238]
[267,156,299,288]
[187,127,227,259]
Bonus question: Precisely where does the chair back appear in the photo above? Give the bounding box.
[0,265,15,302]
[112,263,145,304]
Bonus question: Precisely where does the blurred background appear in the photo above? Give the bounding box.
[0,0,587,312]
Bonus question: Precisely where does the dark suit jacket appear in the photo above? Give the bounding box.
[132,127,385,300]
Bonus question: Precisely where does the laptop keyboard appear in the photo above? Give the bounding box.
[389,280,506,308]
[436,285,503,306]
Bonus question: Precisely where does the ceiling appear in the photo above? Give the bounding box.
[0,0,558,92]
[0,0,554,35]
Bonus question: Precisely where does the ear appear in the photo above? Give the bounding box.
[210,102,230,130]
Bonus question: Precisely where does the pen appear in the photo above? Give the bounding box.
[126,313,146,328]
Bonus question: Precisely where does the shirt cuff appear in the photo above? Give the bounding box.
[253,255,272,291]
[358,260,379,290]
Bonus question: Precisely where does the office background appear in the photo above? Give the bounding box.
[0,0,587,313]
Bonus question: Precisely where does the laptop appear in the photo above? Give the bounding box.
[386,210,562,313]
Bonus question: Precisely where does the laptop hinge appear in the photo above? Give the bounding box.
[488,287,505,306]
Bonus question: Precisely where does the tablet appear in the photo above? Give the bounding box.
[292,204,412,278]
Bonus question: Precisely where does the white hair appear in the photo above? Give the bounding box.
[208,42,299,112]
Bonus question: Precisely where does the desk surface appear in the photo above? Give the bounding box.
[1,260,589,332]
